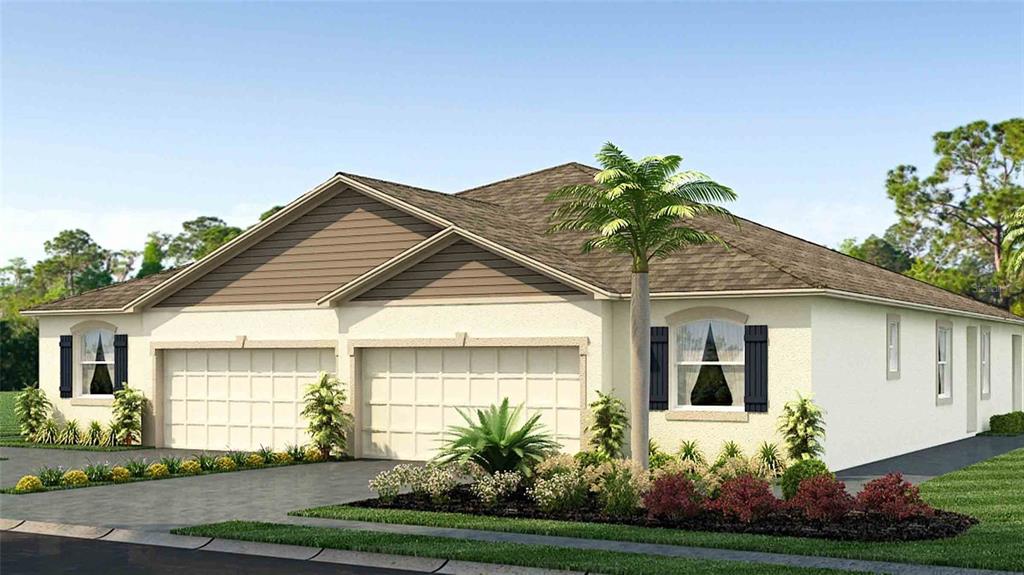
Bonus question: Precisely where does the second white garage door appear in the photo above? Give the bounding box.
[361,346,581,460]
[163,348,336,451]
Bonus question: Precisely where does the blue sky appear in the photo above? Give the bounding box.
[2,2,1021,265]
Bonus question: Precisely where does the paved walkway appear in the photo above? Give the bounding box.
[835,434,1024,492]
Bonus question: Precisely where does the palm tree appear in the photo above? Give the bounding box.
[1006,205,1024,279]
[547,142,737,467]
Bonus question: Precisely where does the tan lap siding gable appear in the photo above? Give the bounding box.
[355,240,582,300]
[157,189,440,307]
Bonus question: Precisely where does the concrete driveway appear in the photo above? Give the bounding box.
[0,447,397,532]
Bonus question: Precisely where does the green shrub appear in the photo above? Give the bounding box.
[286,444,306,462]
[57,419,82,445]
[111,384,144,445]
[14,386,51,440]
[256,445,275,463]
[226,451,248,467]
[83,421,105,446]
[36,466,64,487]
[33,418,60,444]
[677,440,706,466]
[780,458,832,500]
[61,469,89,487]
[145,463,169,478]
[574,450,608,468]
[110,466,131,483]
[715,440,744,465]
[245,453,265,467]
[301,372,353,460]
[594,459,649,518]
[271,451,293,465]
[470,470,523,507]
[123,458,148,478]
[159,456,182,474]
[989,411,1024,434]
[14,475,44,493]
[585,390,628,459]
[83,462,112,482]
[529,466,591,514]
[778,392,826,461]
[193,453,216,471]
[436,398,559,476]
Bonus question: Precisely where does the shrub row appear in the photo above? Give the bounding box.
[10,444,328,493]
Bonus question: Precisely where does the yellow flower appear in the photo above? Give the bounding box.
[271,452,293,465]
[110,466,131,483]
[180,459,202,475]
[214,456,236,472]
[145,463,169,478]
[245,453,265,467]
[60,469,89,487]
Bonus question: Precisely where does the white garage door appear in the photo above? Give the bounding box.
[163,348,336,451]
[361,346,581,460]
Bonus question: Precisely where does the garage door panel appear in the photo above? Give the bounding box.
[361,346,580,461]
[163,348,335,451]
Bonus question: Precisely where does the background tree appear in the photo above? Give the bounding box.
[547,142,736,467]
[166,216,242,265]
[137,232,170,278]
[838,233,914,273]
[1,259,41,391]
[886,119,1024,306]
[38,229,110,296]
[259,205,284,221]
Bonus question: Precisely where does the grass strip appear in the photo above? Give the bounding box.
[294,447,1024,572]
[173,520,862,575]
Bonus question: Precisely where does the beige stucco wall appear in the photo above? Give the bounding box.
[811,296,1024,471]
[607,297,814,464]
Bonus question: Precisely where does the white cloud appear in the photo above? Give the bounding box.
[0,204,264,266]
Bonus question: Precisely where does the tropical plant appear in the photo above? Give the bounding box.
[435,398,559,476]
[84,421,105,446]
[226,450,248,467]
[256,445,276,463]
[83,462,112,482]
[677,440,706,466]
[780,458,832,500]
[193,453,217,471]
[285,444,306,462]
[716,440,744,464]
[1006,205,1024,281]
[36,466,65,487]
[547,142,736,467]
[14,385,51,439]
[159,456,183,474]
[123,458,149,478]
[57,419,82,445]
[102,422,120,447]
[778,392,826,461]
[111,384,145,446]
[755,441,787,478]
[585,390,628,459]
[301,372,352,459]
[33,418,60,444]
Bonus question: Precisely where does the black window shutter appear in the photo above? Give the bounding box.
[744,325,768,412]
[114,334,128,391]
[650,326,669,411]
[59,335,73,398]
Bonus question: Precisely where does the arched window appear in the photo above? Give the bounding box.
[80,327,115,395]
[675,319,744,409]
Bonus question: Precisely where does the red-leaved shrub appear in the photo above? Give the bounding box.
[708,475,778,523]
[856,473,934,520]
[788,475,854,521]
[644,472,704,520]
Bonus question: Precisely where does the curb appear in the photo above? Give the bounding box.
[0,519,584,575]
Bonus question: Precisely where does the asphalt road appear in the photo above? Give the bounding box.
[0,532,420,575]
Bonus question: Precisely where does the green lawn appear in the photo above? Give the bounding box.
[0,391,19,436]
[293,447,1024,572]
[174,521,861,575]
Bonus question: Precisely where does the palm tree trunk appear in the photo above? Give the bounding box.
[630,271,650,469]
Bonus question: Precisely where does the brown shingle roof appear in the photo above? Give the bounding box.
[26,268,185,312]
[27,164,1020,322]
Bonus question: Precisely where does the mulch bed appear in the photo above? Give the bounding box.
[349,486,977,542]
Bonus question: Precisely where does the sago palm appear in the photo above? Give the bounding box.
[435,398,559,476]
[547,142,737,467]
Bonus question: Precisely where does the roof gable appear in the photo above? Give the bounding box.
[355,239,583,301]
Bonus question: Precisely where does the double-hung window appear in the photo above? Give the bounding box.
[886,314,900,379]
[675,319,744,410]
[81,328,115,395]
[936,322,952,402]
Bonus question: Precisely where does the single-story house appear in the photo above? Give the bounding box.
[24,163,1024,471]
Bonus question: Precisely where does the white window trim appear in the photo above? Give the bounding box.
[886,313,901,380]
[980,326,991,399]
[668,312,747,412]
[936,320,953,405]
[71,320,118,398]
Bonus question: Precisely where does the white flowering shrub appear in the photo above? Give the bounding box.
[368,467,405,504]
[470,470,523,506]
[529,467,590,514]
